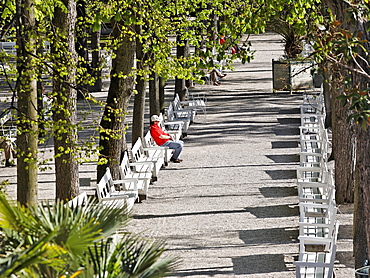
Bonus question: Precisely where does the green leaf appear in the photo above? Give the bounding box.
[92,21,101,32]
[114,12,122,22]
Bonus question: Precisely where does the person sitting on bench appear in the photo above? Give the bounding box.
[150,115,184,163]
[210,68,227,86]
[0,137,16,167]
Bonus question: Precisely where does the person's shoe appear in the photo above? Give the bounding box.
[5,160,14,167]
[213,82,220,86]
[220,74,227,78]
[170,158,182,163]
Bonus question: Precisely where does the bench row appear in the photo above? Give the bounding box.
[294,90,339,278]
[94,90,207,210]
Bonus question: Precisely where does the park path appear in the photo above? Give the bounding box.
[126,33,355,277]
[0,33,354,277]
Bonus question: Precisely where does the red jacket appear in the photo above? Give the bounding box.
[150,124,170,146]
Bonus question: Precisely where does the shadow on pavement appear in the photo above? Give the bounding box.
[244,204,299,218]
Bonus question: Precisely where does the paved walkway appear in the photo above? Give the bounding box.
[127,33,355,277]
[0,32,354,277]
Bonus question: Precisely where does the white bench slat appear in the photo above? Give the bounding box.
[119,151,153,200]
[130,137,164,180]
[173,94,197,122]
[157,113,183,141]
[166,102,191,134]
[96,167,138,211]
[143,130,174,166]
[295,221,339,278]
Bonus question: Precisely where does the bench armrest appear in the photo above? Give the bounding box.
[163,120,185,125]
[112,178,138,185]
[102,196,129,201]
[143,146,164,151]
[129,161,153,166]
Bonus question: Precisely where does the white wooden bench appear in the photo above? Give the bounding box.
[182,89,207,115]
[1,41,50,57]
[298,205,337,253]
[157,113,183,141]
[299,115,326,138]
[300,128,328,150]
[0,109,17,144]
[143,130,174,166]
[42,94,53,121]
[298,181,336,218]
[0,42,16,57]
[66,191,88,208]
[299,200,337,223]
[298,181,337,250]
[130,137,165,181]
[297,163,328,184]
[300,103,325,118]
[119,151,153,201]
[300,99,325,126]
[299,130,329,169]
[298,170,334,205]
[298,185,337,246]
[299,142,327,166]
[299,138,328,163]
[301,91,325,115]
[294,221,339,278]
[173,94,197,121]
[96,167,138,211]
[166,102,191,136]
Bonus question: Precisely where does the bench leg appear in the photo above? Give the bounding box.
[138,194,147,202]
[151,177,158,183]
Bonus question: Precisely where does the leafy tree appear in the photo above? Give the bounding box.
[16,0,39,205]
[51,0,80,200]
[97,13,137,180]
[312,0,370,267]
[1,0,107,202]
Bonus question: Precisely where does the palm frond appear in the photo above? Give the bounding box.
[0,193,39,235]
[103,234,178,278]
[0,231,66,277]
[0,193,177,278]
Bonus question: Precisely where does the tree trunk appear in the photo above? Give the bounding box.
[352,18,370,267]
[52,0,79,201]
[175,34,189,100]
[331,72,355,204]
[149,72,160,117]
[354,132,368,267]
[132,23,146,145]
[207,10,218,43]
[322,0,356,202]
[97,22,136,181]
[159,76,166,114]
[323,0,370,267]
[76,0,88,99]
[321,64,332,130]
[16,0,38,205]
[89,30,102,92]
